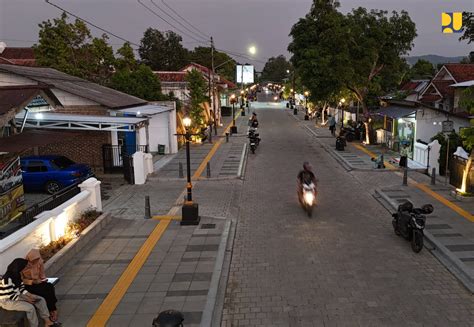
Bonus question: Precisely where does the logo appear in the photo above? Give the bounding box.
[442,12,463,33]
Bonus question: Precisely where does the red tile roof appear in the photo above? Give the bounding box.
[0,47,36,66]
[181,62,212,75]
[401,81,420,91]
[420,94,442,102]
[444,64,474,83]
[218,77,237,89]
[155,71,187,82]
[432,80,455,98]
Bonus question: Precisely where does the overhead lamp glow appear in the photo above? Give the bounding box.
[248,46,257,55]
[35,113,44,119]
[183,116,192,128]
[398,118,404,123]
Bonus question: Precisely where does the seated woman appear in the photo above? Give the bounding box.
[21,249,59,323]
[0,258,56,327]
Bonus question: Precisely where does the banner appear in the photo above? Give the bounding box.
[0,157,25,227]
[236,65,255,84]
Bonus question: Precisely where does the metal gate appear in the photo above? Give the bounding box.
[102,144,148,174]
[122,152,134,184]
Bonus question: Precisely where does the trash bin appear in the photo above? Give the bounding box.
[286,102,289,108]
[152,310,184,327]
[158,144,166,155]
[336,137,345,151]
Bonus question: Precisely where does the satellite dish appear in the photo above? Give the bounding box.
[0,42,6,54]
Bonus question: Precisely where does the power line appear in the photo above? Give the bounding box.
[150,0,209,42]
[44,0,140,47]
[137,0,210,45]
[160,0,209,39]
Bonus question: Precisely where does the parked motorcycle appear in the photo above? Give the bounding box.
[248,128,260,154]
[392,201,434,253]
[299,182,317,217]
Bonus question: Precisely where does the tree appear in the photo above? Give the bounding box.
[109,64,163,101]
[190,47,236,82]
[460,12,473,44]
[115,42,137,71]
[139,28,189,71]
[408,59,435,79]
[185,69,208,130]
[34,13,115,84]
[289,3,417,143]
[459,86,474,193]
[260,55,292,83]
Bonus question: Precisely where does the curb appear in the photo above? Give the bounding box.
[201,219,232,326]
[237,143,248,179]
[45,212,112,275]
[374,188,474,293]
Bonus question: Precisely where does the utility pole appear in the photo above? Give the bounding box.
[211,36,217,135]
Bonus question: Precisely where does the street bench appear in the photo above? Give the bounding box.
[0,278,59,327]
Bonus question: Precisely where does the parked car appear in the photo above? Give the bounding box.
[20,156,93,194]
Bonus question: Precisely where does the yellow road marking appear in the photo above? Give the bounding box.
[352,143,474,223]
[416,184,474,222]
[86,219,171,326]
[88,114,244,326]
[351,143,397,170]
[152,215,182,221]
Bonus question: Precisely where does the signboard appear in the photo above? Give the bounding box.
[442,120,454,133]
[0,157,25,227]
[236,65,254,84]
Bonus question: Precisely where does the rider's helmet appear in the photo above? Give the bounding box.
[303,162,312,171]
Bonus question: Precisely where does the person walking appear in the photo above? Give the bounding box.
[399,143,409,168]
[328,115,336,136]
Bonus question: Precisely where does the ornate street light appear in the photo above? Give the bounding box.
[230,94,238,134]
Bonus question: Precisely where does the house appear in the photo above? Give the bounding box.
[400,80,430,101]
[155,71,188,102]
[0,64,178,174]
[419,64,474,113]
[0,47,36,66]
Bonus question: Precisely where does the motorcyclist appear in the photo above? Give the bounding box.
[249,112,259,128]
[297,162,317,201]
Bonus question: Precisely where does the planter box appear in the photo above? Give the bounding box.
[45,213,112,275]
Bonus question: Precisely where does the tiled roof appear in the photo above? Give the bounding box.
[181,62,212,75]
[401,81,419,91]
[420,94,442,102]
[218,77,237,89]
[0,85,51,115]
[432,80,455,98]
[0,47,36,66]
[155,71,187,82]
[444,64,474,82]
[0,64,146,109]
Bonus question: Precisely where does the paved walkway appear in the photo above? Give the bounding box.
[222,105,474,326]
[53,113,248,326]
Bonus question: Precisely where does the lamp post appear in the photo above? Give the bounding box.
[304,91,310,120]
[181,116,200,225]
[230,94,238,134]
[340,98,346,128]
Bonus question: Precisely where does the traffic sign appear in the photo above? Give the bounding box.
[442,120,454,133]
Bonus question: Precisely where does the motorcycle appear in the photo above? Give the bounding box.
[392,201,434,253]
[248,128,260,154]
[299,182,317,217]
[340,126,356,142]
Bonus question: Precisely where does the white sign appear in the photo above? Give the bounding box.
[236,65,254,84]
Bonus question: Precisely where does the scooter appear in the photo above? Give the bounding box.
[248,128,260,154]
[299,183,317,217]
[392,201,434,253]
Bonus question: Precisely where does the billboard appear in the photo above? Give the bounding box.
[0,157,25,227]
[236,65,255,84]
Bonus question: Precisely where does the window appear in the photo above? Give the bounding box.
[25,161,48,173]
[51,156,74,169]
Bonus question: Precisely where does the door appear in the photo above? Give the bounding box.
[22,160,49,191]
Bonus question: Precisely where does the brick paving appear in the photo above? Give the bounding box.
[222,106,474,326]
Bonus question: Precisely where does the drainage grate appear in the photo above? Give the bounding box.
[201,223,216,229]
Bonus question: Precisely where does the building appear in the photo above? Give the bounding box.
[399,80,430,101]
[0,64,178,174]
[0,47,36,66]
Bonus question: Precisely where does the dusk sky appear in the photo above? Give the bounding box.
[0,0,472,69]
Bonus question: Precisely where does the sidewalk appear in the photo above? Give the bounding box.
[290,107,474,292]
[53,113,248,326]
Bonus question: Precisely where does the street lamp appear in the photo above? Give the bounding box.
[304,91,310,120]
[230,94,238,134]
[340,98,346,128]
[181,116,200,225]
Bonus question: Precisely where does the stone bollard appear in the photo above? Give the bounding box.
[403,168,408,186]
[145,196,151,219]
[206,162,211,178]
[178,162,184,178]
[431,168,436,185]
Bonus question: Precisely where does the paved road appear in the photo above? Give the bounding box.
[222,104,474,326]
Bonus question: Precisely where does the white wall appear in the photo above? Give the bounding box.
[0,178,101,269]
[413,140,441,174]
[415,109,470,143]
[147,109,178,154]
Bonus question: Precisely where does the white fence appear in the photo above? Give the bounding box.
[413,140,441,174]
[0,178,102,269]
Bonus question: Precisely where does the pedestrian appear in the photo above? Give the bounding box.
[21,249,59,323]
[328,115,336,136]
[0,258,57,327]
[399,142,409,168]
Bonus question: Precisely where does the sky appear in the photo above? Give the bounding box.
[0,0,473,70]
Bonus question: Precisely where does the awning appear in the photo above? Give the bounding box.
[15,112,148,132]
[118,104,174,116]
[450,80,474,88]
[373,106,416,119]
[0,130,78,153]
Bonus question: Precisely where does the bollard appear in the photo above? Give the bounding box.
[403,168,408,186]
[293,108,298,115]
[225,132,229,142]
[431,168,436,185]
[178,162,183,178]
[206,162,211,178]
[145,196,151,219]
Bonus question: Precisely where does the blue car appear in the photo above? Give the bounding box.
[20,156,93,194]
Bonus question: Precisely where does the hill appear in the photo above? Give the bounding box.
[405,55,466,66]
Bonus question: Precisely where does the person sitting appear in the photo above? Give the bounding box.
[249,112,259,128]
[21,249,59,323]
[0,258,57,327]
[371,155,385,169]
[297,162,318,200]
